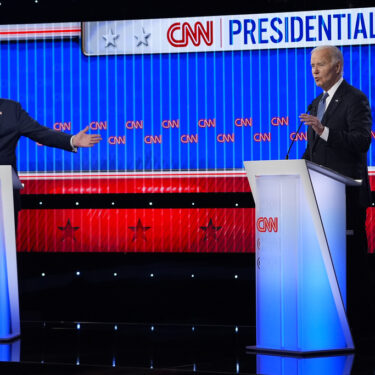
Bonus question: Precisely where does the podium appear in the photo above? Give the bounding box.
[0,166,20,342]
[244,160,359,354]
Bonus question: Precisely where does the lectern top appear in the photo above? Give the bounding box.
[244,160,361,187]
[306,161,361,187]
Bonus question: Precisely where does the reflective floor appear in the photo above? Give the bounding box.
[1,322,375,374]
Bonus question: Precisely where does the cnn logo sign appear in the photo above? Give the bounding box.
[167,21,213,47]
[256,217,278,233]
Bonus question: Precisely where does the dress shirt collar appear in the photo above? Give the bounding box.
[325,76,344,104]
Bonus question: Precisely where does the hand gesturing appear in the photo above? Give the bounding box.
[72,126,102,148]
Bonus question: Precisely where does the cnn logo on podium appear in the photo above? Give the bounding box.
[256,217,278,233]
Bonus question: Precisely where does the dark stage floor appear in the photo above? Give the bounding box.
[1,322,375,374]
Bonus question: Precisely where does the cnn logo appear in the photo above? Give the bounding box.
[256,217,278,233]
[167,21,213,47]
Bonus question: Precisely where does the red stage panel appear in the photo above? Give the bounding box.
[19,171,375,194]
[17,208,255,253]
[16,207,375,253]
[366,207,375,254]
[17,171,375,253]
[19,172,250,194]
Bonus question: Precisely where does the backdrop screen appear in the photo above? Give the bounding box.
[7,7,375,252]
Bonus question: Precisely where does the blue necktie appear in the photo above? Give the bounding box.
[316,92,329,122]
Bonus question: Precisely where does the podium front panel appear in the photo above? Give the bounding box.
[255,170,349,352]
[0,212,11,338]
[0,166,20,341]
[256,175,299,350]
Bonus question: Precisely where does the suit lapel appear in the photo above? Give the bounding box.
[320,80,347,125]
[310,80,347,152]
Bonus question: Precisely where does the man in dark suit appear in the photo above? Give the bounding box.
[0,98,102,227]
[300,45,373,344]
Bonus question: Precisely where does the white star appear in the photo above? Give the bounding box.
[134,28,151,47]
[102,29,120,48]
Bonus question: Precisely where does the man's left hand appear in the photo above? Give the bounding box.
[299,113,325,136]
[72,126,103,148]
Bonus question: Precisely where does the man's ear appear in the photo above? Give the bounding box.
[336,62,342,74]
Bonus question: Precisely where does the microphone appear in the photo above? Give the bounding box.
[285,103,313,160]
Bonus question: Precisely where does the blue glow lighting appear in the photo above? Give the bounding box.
[251,162,351,353]
[0,227,10,339]
[256,353,354,375]
[0,340,20,362]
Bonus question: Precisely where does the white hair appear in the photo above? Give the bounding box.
[311,45,344,76]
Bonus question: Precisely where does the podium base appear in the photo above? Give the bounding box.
[246,345,355,357]
[0,334,21,343]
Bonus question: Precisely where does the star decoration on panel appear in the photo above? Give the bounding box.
[200,218,222,241]
[103,29,120,48]
[134,27,151,47]
[128,218,151,242]
[58,219,80,242]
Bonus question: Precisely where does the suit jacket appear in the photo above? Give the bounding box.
[0,98,73,173]
[302,79,372,208]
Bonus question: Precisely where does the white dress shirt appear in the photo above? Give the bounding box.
[320,77,344,141]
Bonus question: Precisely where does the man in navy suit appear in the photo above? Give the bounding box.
[0,99,102,227]
[300,45,373,343]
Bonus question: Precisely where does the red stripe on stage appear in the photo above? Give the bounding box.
[366,207,375,254]
[20,176,251,194]
[17,172,375,253]
[17,208,255,253]
[17,207,375,253]
[18,171,375,194]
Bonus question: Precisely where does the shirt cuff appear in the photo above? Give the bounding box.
[320,126,329,142]
[70,136,78,152]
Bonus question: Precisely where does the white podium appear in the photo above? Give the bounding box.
[244,160,359,354]
[0,166,20,342]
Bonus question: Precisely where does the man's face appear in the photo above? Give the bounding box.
[311,48,342,91]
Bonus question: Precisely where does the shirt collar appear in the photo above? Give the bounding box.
[325,77,344,98]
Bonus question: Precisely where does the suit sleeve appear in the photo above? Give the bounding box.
[301,101,317,161]
[15,102,73,151]
[326,94,372,154]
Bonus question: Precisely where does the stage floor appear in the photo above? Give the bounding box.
[1,322,375,374]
